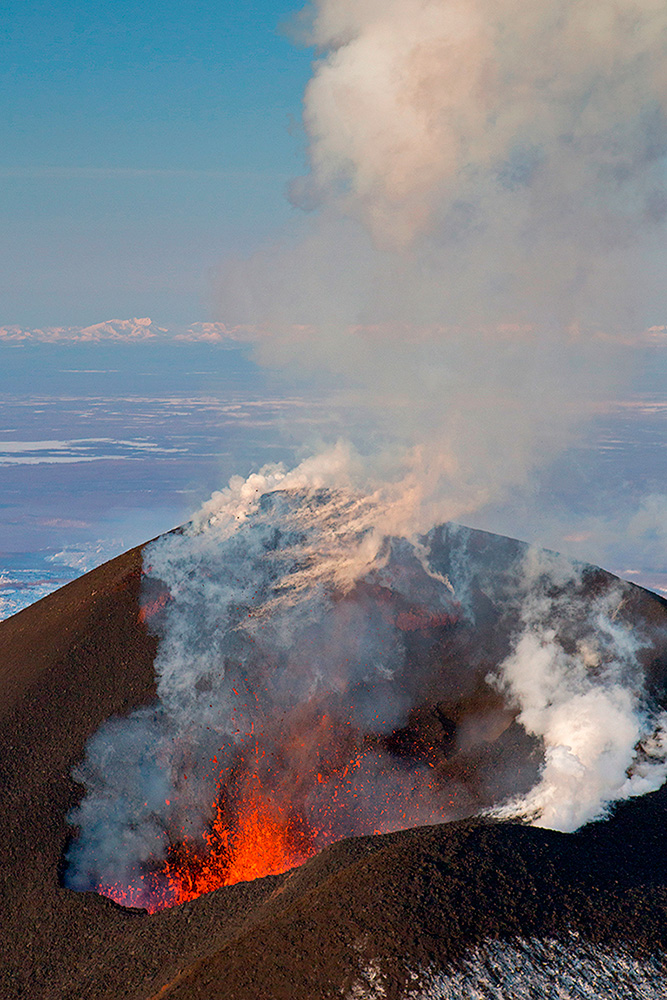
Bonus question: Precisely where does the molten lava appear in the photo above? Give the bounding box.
[97,722,448,913]
[100,776,316,913]
[93,574,461,913]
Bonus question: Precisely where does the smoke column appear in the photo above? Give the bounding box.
[487,547,667,830]
[216,0,667,535]
[297,0,667,255]
[65,1,667,906]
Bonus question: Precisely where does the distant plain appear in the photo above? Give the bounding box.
[1,337,665,620]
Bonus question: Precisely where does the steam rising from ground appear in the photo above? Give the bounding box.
[66,466,667,900]
[489,549,667,830]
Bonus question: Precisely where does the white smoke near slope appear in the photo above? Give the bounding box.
[488,548,667,831]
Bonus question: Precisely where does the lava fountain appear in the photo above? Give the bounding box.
[96,574,465,913]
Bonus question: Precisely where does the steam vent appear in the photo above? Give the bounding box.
[3,498,667,998]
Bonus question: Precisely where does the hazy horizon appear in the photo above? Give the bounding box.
[2,1,666,617]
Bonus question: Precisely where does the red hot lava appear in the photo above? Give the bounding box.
[99,715,452,913]
[99,582,463,913]
[101,775,315,912]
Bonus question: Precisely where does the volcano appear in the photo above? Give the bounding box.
[2,507,667,999]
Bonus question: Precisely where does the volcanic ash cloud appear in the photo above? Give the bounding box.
[65,1,667,910]
[297,0,667,254]
[214,0,667,540]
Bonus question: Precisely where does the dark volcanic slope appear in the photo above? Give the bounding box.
[149,793,667,1000]
[0,545,289,1000]
[2,532,667,999]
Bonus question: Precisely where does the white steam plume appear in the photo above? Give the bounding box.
[489,548,667,830]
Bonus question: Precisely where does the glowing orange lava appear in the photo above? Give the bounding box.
[97,654,452,914]
[100,777,316,913]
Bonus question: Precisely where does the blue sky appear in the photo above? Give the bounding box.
[1,0,312,325]
[0,1,324,618]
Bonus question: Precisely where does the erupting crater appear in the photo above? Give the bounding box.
[92,580,470,914]
[64,494,667,914]
[101,776,316,912]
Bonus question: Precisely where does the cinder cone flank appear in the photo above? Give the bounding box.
[1,530,667,999]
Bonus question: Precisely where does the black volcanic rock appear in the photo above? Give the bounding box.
[150,798,667,1000]
[1,525,667,999]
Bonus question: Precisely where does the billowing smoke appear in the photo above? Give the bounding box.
[488,548,667,830]
[66,2,667,907]
[297,0,667,255]
[67,459,467,906]
[214,0,667,534]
